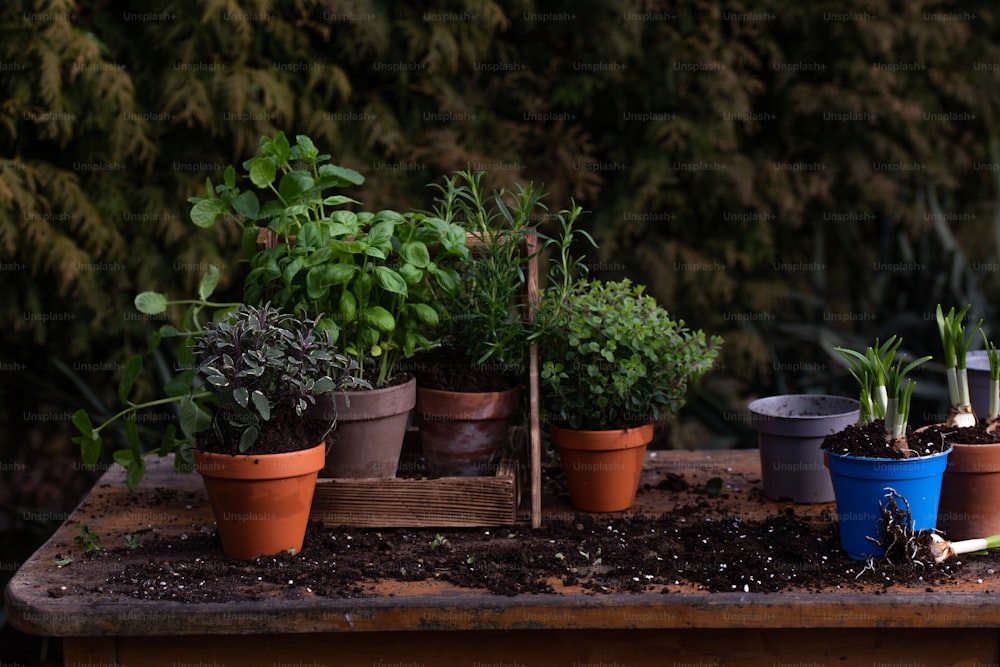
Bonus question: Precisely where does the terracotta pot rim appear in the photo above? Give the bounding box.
[416,385,521,399]
[550,423,654,452]
[194,441,326,480]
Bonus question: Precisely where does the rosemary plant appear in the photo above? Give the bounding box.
[936,304,982,428]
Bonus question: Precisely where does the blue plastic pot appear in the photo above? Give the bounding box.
[825,447,951,560]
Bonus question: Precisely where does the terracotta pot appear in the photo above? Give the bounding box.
[748,394,859,503]
[938,440,1000,541]
[312,375,416,478]
[194,442,325,560]
[550,423,654,512]
[416,386,521,477]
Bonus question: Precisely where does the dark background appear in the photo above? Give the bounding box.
[3,1,999,663]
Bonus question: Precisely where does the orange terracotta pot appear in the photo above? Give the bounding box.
[194,442,325,560]
[550,423,654,512]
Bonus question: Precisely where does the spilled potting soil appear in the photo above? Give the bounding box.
[59,465,1000,603]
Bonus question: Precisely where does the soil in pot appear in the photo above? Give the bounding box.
[918,422,1000,541]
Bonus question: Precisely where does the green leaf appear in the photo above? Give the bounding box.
[251,390,270,420]
[158,423,177,457]
[373,266,407,295]
[117,355,143,404]
[135,292,168,315]
[410,303,439,327]
[318,163,364,186]
[364,306,395,332]
[198,265,220,301]
[179,395,210,437]
[295,134,318,161]
[233,386,249,408]
[367,219,396,247]
[125,457,145,491]
[279,170,314,202]
[249,157,277,188]
[190,198,225,228]
[323,195,359,207]
[239,426,259,453]
[73,410,102,466]
[400,241,431,268]
[232,191,260,220]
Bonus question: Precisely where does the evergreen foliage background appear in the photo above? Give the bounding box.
[2,0,1000,659]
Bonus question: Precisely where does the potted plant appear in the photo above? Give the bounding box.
[409,169,553,477]
[534,241,722,511]
[187,132,467,478]
[191,303,366,558]
[747,394,860,503]
[824,339,950,559]
[931,305,1000,540]
[73,289,368,558]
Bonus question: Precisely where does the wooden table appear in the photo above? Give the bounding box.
[7,449,1000,666]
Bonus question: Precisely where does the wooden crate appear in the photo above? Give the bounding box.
[258,228,544,529]
[310,427,528,528]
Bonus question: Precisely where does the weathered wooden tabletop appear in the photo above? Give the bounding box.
[7,449,1000,666]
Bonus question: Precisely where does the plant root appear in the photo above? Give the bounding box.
[862,488,942,572]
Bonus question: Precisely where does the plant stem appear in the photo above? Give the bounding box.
[94,392,213,435]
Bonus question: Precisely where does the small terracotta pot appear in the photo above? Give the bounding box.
[938,440,1000,541]
[312,375,416,478]
[550,423,654,512]
[195,442,325,560]
[416,386,521,477]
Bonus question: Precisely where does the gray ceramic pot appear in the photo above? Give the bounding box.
[748,394,860,503]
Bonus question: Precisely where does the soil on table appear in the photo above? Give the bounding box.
[60,464,1000,604]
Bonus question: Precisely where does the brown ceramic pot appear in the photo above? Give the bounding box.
[313,375,416,478]
[938,440,1000,541]
[416,386,521,477]
[550,423,654,512]
[194,442,325,560]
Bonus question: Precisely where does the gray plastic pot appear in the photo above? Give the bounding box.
[967,350,991,421]
[748,394,860,503]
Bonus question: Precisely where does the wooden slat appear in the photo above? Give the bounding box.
[88,627,1000,667]
[311,460,518,527]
